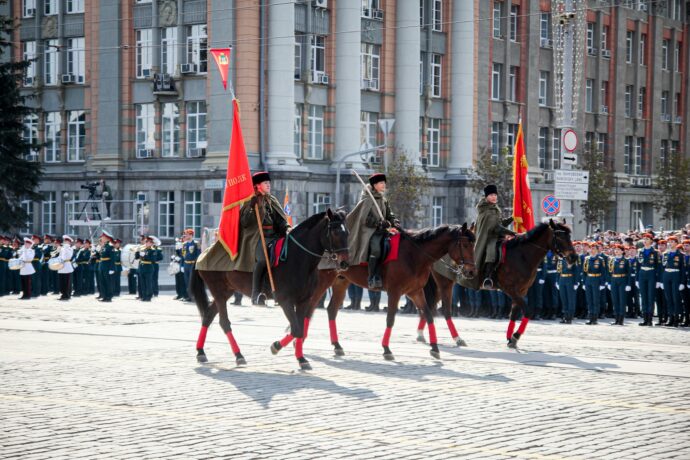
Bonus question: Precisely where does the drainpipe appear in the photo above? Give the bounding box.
[259,0,266,169]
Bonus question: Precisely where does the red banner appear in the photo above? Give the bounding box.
[512,123,535,233]
[283,186,293,227]
[210,48,232,90]
[218,99,253,259]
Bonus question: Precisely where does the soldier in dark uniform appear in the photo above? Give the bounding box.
[82,239,96,295]
[127,243,139,295]
[71,238,84,296]
[112,239,123,297]
[543,251,560,320]
[583,243,606,325]
[0,235,10,296]
[527,261,544,319]
[172,237,186,300]
[30,235,42,297]
[608,244,632,325]
[138,236,156,302]
[557,251,579,324]
[661,236,684,327]
[625,244,640,318]
[40,235,52,295]
[97,231,115,302]
[655,239,668,325]
[151,236,163,297]
[637,233,660,326]
[182,228,199,302]
[682,239,690,327]
[9,238,21,294]
[240,171,290,305]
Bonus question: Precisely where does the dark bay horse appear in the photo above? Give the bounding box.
[189,209,349,368]
[270,223,476,362]
[421,220,577,348]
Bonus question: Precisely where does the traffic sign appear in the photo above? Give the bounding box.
[542,195,561,215]
[378,118,396,137]
[555,169,589,201]
[555,169,589,184]
[563,129,578,152]
[562,152,578,166]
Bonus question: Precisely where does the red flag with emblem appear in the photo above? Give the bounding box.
[218,99,253,259]
[512,122,535,233]
[210,48,232,90]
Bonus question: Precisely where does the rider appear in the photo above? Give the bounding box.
[240,171,290,305]
[345,173,399,290]
[474,184,516,289]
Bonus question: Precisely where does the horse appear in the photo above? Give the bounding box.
[269,223,476,362]
[189,209,350,369]
[421,220,577,349]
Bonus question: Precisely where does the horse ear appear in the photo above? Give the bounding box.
[326,208,334,219]
[549,218,555,228]
[461,222,467,231]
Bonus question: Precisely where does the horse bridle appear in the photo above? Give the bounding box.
[286,216,349,261]
[401,229,475,279]
[528,228,570,258]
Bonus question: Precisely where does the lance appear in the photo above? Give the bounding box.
[351,170,384,221]
[254,200,276,294]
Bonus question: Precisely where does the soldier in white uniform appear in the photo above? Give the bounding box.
[18,237,36,300]
[57,235,75,301]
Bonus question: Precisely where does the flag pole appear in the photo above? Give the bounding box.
[254,203,276,294]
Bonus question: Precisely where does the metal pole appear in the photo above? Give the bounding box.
[558,0,575,222]
[334,144,388,208]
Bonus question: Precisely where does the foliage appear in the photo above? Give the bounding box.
[383,149,430,228]
[468,147,514,217]
[0,8,43,232]
[579,148,614,233]
[654,154,690,228]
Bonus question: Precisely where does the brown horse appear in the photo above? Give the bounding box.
[415,269,469,348]
[270,223,476,362]
[189,209,349,368]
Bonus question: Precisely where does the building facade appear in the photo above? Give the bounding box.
[6,0,690,241]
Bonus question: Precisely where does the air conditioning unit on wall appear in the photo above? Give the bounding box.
[313,0,327,9]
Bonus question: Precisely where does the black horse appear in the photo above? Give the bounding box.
[189,209,349,369]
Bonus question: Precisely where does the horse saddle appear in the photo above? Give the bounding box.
[268,238,286,268]
[495,239,508,266]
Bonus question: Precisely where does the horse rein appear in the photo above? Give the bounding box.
[399,230,475,278]
[286,217,348,261]
[526,229,569,258]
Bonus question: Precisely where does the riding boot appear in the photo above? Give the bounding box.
[586,316,596,325]
[482,262,495,289]
[367,255,382,290]
[619,315,625,326]
[251,262,266,305]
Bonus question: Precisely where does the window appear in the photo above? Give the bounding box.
[21,199,33,233]
[186,101,207,156]
[585,79,594,112]
[161,28,178,75]
[624,136,632,174]
[672,0,681,20]
[584,131,594,153]
[661,91,669,116]
[430,54,441,97]
[638,87,646,117]
[432,0,442,32]
[539,71,549,106]
[66,0,84,13]
[432,197,444,226]
[311,35,326,80]
[509,5,518,42]
[625,85,633,117]
[23,0,36,17]
[307,105,324,160]
[491,122,502,162]
[362,0,382,18]
[158,191,175,238]
[671,140,679,159]
[419,53,424,95]
[44,39,58,85]
[136,29,153,78]
[312,193,331,214]
[135,104,155,156]
[661,39,669,70]
[506,123,518,152]
[23,114,38,160]
[294,103,303,156]
[597,133,608,159]
[600,81,608,112]
[586,23,595,53]
[493,2,503,39]
[508,66,518,102]
[44,112,61,163]
[552,129,561,170]
[294,37,302,79]
[184,191,201,238]
[186,24,208,73]
[360,111,378,149]
[639,34,646,65]
[427,118,441,167]
[630,203,644,230]
[674,41,681,71]
[674,92,681,117]
[538,127,549,169]
[22,41,36,86]
[41,192,56,235]
[361,43,381,90]
[419,0,425,26]
[44,0,58,15]
[67,111,85,162]
[67,37,85,83]
[161,103,179,157]
[660,139,669,165]
[540,13,551,42]
[601,26,609,51]
[491,63,502,100]
[634,138,644,175]
[625,31,634,63]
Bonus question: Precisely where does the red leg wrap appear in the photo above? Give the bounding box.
[417,317,427,331]
[382,327,392,347]
[329,319,338,343]
[225,331,240,355]
[428,322,438,344]
[303,317,311,340]
[196,326,208,350]
[507,320,516,340]
[446,318,459,338]
[517,317,530,335]
[295,338,304,359]
[279,334,294,348]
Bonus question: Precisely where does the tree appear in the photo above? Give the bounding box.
[469,147,514,218]
[579,148,614,234]
[383,149,430,228]
[654,154,690,229]
[0,7,43,232]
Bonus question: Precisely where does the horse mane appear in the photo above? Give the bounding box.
[290,211,327,237]
[505,223,550,249]
[404,224,472,243]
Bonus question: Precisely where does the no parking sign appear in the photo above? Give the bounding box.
[542,195,560,216]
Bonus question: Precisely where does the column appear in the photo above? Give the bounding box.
[394,0,421,160]
[448,0,475,175]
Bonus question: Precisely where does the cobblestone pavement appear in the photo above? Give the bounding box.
[1,293,690,459]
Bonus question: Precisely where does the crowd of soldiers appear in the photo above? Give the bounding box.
[0,229,200,303]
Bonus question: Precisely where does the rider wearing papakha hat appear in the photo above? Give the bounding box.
[474,184,517,289]
[240,171,290,305]
[345,173,399,290]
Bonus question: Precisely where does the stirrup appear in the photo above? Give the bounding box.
[482,277,494,289]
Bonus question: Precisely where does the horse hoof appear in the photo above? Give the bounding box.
[383,353,395,361]
[507,338,518,349]
[416,335,427,343]
[235,353,247,366]
[455,337,468,347]
[334,347,345,357]
[196,353,208,363]
[430,350,441,360]
[270,341,282,355]
[298,358,312,371]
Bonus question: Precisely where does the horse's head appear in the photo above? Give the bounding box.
[324,208,349,270]
[549,219,578,265]
[448,222,476,279]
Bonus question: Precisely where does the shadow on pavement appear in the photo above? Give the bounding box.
[194,365,379,408]
[442,347,619,371]
[309,355,513,383]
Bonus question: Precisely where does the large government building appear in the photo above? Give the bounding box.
[4,0,690,241]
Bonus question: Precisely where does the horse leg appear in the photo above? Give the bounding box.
[195,300,219,363]
[328,278,349,356]
[382,294,401,360]
[441,281,466,347]
[408,290,440,359]
[416,315,427,343]
[294,314,312,371]
[507,297,528,349]
[216,297,246,365]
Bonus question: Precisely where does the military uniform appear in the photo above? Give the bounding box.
[173,242,187,300]
[608,252,631,325]
[182,236,199,301]
[527,262,544,319]
[112,242,122,297]
[557,257,579,323]
[543,252,560,320]
[151,241,163,297]
[0,238,10,296]
[138,241,156,301]
[583,251,606,324]
[626,249,640,318]
[72,242,88,296]
[661,244,684,327]
[637,244,660,326]
[683,244,690,327]
[97,236,115,302]
[30,239,42,297]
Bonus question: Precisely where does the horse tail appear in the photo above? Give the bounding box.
[189,266,210,318]
[423,274,439,311]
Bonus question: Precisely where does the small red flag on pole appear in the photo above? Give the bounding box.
[512,122,535,233]
[210,48,232,90]
[283,186,293,227]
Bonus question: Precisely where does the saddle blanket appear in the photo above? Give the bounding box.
[359,233,401,267]
[270,238,286,268]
